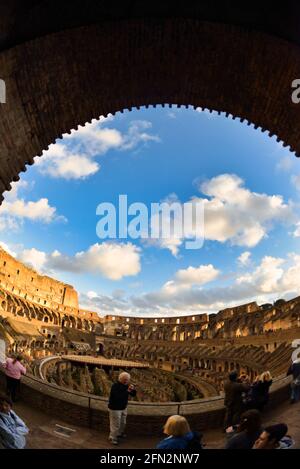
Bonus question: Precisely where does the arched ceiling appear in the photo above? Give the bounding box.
[0,2,299,200]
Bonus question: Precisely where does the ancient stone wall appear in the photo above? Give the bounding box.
[103,297,300,342]
[0,247,78,309]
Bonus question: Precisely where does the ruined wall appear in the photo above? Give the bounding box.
[0,247,78,309]
[103,298,300,342]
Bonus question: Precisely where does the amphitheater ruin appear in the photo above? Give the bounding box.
[0,1,299,447]
[0,245,298,435]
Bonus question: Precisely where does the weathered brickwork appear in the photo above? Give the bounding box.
[0,12,300,200]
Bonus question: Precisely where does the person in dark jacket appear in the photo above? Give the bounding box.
[225,409,262,449]
[246,371,273,411]
[253,423,294,449]
[223,371,250,430]
[108,371,136,445]
[156,415,203,450]
[287,358,300,403]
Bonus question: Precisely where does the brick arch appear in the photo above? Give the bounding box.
[0,19,300,200]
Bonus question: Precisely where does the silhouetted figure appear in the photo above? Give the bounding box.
[253,423,294,449]
[224,371,250,429]
[246,371,273,411]
[225,409,262,449]
[287,358,300,403]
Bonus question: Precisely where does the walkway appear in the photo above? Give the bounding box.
[10,399,300,449]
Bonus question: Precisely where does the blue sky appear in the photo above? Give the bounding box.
[0,106,300,316]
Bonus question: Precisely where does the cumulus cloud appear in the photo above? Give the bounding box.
[0,241,16,257]
[79,291,131,315]
[36,143,99,180]
[1,198,58,223]
[11,242,141,281]
[199,174,294,249]
[3,236,299,316]
[125,252,300,315]
[83,252,300,316]
[148,174,296,256]
[174,264,219,285]
[36,118,160,180]
[19,248,47,271]
[237,251,251,267]
[0,180,65,232]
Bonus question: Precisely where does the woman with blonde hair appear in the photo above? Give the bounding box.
[156,415,203,450]
[247,371,273,412]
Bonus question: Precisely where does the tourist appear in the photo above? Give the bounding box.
[225,409,262,449]
[253,423,294,449]
[108,371,136,445]
[238,373,250,384]
[223,371,250,430]
[287,358,300,404]
[1,355,26,402]
[156,415,203,450]
[0,394,29,449]
[246,371,273,411]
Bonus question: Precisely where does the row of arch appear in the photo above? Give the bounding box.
[0,287,99,333]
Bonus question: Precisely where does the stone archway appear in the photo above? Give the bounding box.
[0,17,300,200]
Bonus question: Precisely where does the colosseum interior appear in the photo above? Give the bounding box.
[0,244,299,443]
[0,0,300,452]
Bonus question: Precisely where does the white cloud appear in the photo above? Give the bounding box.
[128,252,300,315]
[236,256,285,293]
[13,242,141,281]
[19,248,47,271]
[0,198,57,223]
[86,291,98,300]
[71,243,141,280]
[0,179,65,232]
[37,119,160,180]
[148,174,297,256]
[3,180,29,202]
[237,251,251,266]
[4,235,298,316]
[293,222,300,237]
[0,241,16,257]
[198,173,295,247]
[36,144,99,180]
[175,264,219,285]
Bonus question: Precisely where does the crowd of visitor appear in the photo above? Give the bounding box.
[105,369,296,449]
[223,370,273,429]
